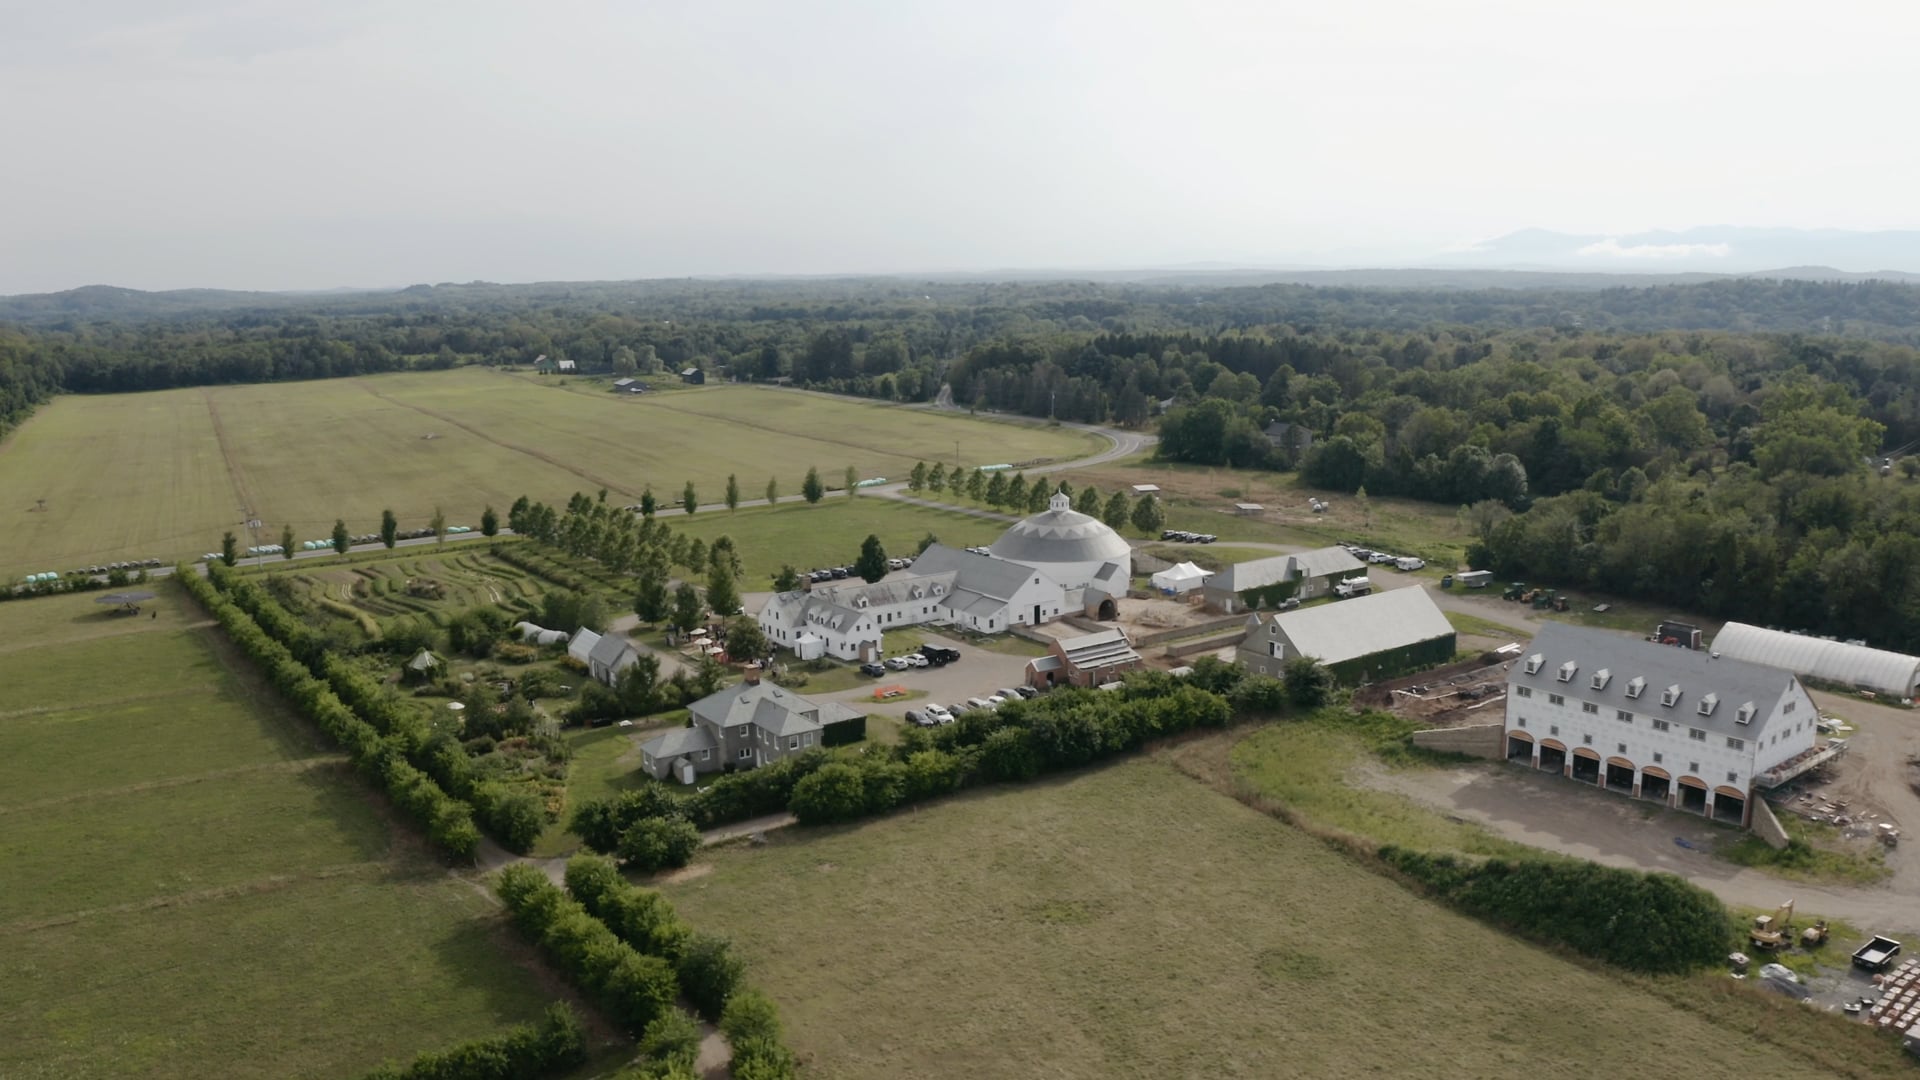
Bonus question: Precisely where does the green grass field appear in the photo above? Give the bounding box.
[0,370,1101,579]
[661,759,1891,1078]
[0,588,574,1077]
[673,498,1007,585]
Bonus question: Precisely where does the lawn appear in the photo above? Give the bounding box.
[673,498,1005,586]
[0,594,583,1076]
[0,370,1100,578]
[660,759,1883,1079]
[1444,608,1531,642]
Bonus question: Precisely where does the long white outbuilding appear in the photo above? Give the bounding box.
[1710,622,1920,701]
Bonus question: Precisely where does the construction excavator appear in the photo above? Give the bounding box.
[1750,900,1796,951]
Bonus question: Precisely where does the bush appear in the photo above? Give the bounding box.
[1230,674,1288,715]
[718,987,784,1045]
[977,726,1041,782]
[788,763,869,824]
[477,785,549,853]
[618,816,702,871]
[1378,848,1733,974]
[494,867,678,1036]
[676,932,745,1022]
[729,1037,797,1080]
[362,1002,585,1080]
[636,1007,702,1073]
[571,787,688,854]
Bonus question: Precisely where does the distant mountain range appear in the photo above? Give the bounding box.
[1428,226,1920,275]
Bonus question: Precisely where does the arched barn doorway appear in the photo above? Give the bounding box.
[1713,785,1747,826]
[1605,756,1636,794]
[1677,775,1709,815]
[1537,739,1567,776]
[1506,729,1535,763]
[1639,766,1671,804]
[1570,747,1601,784]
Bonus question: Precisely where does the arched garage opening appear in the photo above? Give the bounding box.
[1537,739,1566,776]
[1714,786,1747,826]
[1639,766,1671,804]
[1096,598,1118,621]
[1677,775,1709,815]
[1605,756,1636,794]
[1570,747,1601,785]
[1506,729,1535,763]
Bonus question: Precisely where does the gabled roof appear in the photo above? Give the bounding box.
[689,681,848,735]
[1290,546,1366,579]
[1087,560,1128,598]
[1511,623,1801,738]
[1057,628,1142,669]
[587,632,639,670]
[810,572,958,609]
[907,544,1048,602]
[406,649,441,672]
[1204,555,1294,593]
[761,589,873,633]
[640,725,717,760]
[568,627,602,662]
[949,589,1008,618]
[1255,587,1453,668]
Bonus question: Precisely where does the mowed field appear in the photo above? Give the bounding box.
[0,369,1102,578]
[673,498,1008,585]
[0,588,566,1079]
[662,759,1847,1080]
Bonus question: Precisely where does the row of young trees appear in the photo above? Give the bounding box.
[217,506,491,568]
[361,1005,585,1080]
[904,463,1167,534]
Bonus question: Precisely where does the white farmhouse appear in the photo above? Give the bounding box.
[1504,623,1831,828]
[757,543,1067,662]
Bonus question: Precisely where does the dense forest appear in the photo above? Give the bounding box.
[7,275,1920,647]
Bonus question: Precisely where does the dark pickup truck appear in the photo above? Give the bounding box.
[1853,935,1903,972]
[917,645,961,666]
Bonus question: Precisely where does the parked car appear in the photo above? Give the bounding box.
[1011,685,1039,699]
[903,653,930,668]
[905,709,935,727]
[918,645,961,665]
[1276,597,1301,611]
[923,704,953,724]
[1395,556,1426,571]
[948,702,973,718]
[967,697,1000,711]
[996,687,1026,703]
[829,567,849,579]
[1195,534,1217,544]
[1369,551,1397,564]
[885,656,912,671]
[859,662,887,677]
[1161,529,1181,541]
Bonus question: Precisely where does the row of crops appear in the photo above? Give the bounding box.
[291,553,547,633]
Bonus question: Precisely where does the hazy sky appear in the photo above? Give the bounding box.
[3,0,1917,292]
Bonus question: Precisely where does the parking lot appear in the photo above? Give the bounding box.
[812,631,1036,727]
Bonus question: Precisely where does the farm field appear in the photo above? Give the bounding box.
[672,498,1007,585]
[270,546,550,635]
[0,369,1102,579]
[660,758,1878,1080]
[0,586,569,1078]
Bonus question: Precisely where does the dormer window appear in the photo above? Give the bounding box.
[1523,653,1543,675]
[1625,677,1645,699]
[855,596,869,608]
[1735,702,1757,725]
[1556,661,1577,683]
[1696,693,1718,717]
[1590,668,1611,691]
[1661,684,1682,707]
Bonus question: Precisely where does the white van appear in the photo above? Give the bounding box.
[1394,556,1426,571]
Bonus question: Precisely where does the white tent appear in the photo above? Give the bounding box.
[1151,561,1210,594]
[793,632,826,660]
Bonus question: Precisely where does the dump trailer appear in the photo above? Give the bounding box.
[1854,935,1903,972]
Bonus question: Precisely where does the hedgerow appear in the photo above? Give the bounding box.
[1378,847,1733,974]
[178,566,479,858]
[495,864,679,1037]
[563,855,743,1022]
[361,1003,585,1080]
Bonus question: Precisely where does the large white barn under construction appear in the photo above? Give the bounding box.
[1710,622,1920,702]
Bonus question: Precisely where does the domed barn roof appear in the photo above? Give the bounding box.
[990,493,1133,566]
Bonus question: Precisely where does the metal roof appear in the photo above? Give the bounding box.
[1259,587,1453,668]
[688,682,836,735]
[1710,622,1920,699]
[908,544,1045,601]
[988,494,1132,566]
[1058,628,1142,668]
[1205,555,1294,593]
[1511,622,1802,738]
[567,628,601,663]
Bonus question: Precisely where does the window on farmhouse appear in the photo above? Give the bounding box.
[1515,686,1532,698]
[1651,720,1670,732]
[1689,728,1706,742]
[1582,702,1598,714]
[1727,771,1739,783]
[1616,710,1633,722]
[1548,694,1565,706]
[1726,737,1744,750]
[1582,734,1593,745]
